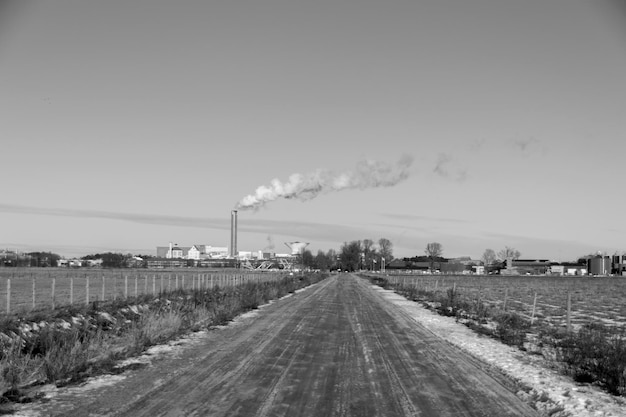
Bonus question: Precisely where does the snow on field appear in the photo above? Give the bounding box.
[372,285,626,417]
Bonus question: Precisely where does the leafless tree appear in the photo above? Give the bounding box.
[377,238,393,265]
[425,242,443,272]
[362,239,376,270]
[481,248,497,265]
[497,246,521,261]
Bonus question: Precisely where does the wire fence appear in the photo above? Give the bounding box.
[0,268,290,315]
[376,273,626,332]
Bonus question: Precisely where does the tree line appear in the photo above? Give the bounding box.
[0,252,149,268]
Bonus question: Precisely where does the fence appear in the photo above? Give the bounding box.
[375,273,626,332]
[0,269,289,314]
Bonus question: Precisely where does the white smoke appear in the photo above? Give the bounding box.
[235,155,414,211]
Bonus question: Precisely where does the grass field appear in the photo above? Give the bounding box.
[382,273,626,330]
[0,268,289,315]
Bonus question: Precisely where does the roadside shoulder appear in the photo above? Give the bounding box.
[370,285,626,417]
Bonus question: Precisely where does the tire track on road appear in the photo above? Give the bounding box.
[352,276,537,416]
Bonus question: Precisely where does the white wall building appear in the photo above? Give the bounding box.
[187,245,204,260]
[205,246,228,259]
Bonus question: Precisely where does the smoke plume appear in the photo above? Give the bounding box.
[236,155,413,211]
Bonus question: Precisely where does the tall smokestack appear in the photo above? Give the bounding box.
[230,210,238,258]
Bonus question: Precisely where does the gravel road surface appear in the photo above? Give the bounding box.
[23,274,538,416]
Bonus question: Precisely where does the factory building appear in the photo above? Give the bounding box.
[611,254,626,276]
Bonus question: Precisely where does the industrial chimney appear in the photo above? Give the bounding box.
[230,210,238,258]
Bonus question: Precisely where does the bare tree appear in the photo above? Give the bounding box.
[425,242,443,258]
[425,242,443,272]
[362,239,377,270]
[481,248,497,265]
[497,246,521,261]
[362,239,374,254]
[326,249,338,269]
[377,238,393,265]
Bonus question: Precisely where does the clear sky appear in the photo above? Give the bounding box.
[1,0,625,261]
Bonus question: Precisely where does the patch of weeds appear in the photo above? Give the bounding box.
[40,328,99,384]
[436,287,460,317]
[464,320,494,337]
[238,283,263,311]
[493,312,530,348]
[0,341,43,397]
[556,323,626,395]
[470,298,491,323]
[368,276,389,289]
[130,311,183,353]
[547,405,567,416]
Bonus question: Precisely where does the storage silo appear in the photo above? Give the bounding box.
[588,256,611,275]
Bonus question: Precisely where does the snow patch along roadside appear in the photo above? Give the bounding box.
[372,285,626,417]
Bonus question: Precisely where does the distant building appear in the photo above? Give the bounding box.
[156,244,229,260]
[588,255,612,275]
[613,254,626,276]
[205,246,229,258]
[501,259,551,275]
[187,245,204,260]
[472,265,485,275]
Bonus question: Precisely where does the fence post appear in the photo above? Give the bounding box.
[153,275,156,294]
[125,276,128,299]
[86,275,90,305]
[32,277,36,310]
[51,278,56,310]
[144,275,147,295]
[70,277,73,305]
[134,275,138,298]
[102,275,106,302]
[503,288,508,311]
[566,291,572,332]
[6,279,11,314]
[530,292,537,326]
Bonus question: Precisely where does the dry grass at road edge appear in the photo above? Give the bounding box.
[365,274,626,401]
[0,273,328,406]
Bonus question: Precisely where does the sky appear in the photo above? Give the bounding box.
[1,0,625,261]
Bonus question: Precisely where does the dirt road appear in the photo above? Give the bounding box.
[24,274,538,416]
